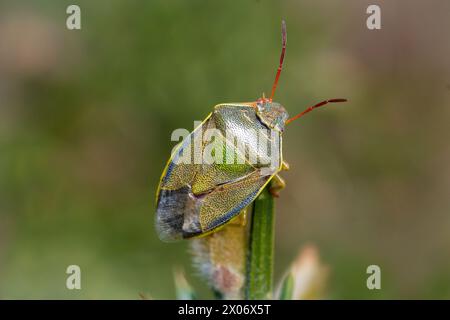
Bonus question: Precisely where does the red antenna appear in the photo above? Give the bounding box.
[285,99,347,125]
[269,20,287,101]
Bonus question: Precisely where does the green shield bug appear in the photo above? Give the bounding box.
[155,21,347,242]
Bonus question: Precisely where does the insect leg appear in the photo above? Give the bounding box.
[229,207,249,227]
[269,174,286,198]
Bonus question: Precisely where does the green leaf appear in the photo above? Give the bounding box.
[245,186,275,299]
[277,273,294,300]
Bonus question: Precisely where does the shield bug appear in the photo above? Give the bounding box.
[155,20,346,242]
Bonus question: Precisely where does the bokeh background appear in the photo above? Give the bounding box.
[1,0,449,299]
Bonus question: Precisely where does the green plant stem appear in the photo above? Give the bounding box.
[245,185,275,299]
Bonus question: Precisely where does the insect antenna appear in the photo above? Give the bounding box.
[285,98,347,125]
[269,20,287,102]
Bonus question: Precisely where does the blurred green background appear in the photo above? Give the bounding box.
[0,0,449,299]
